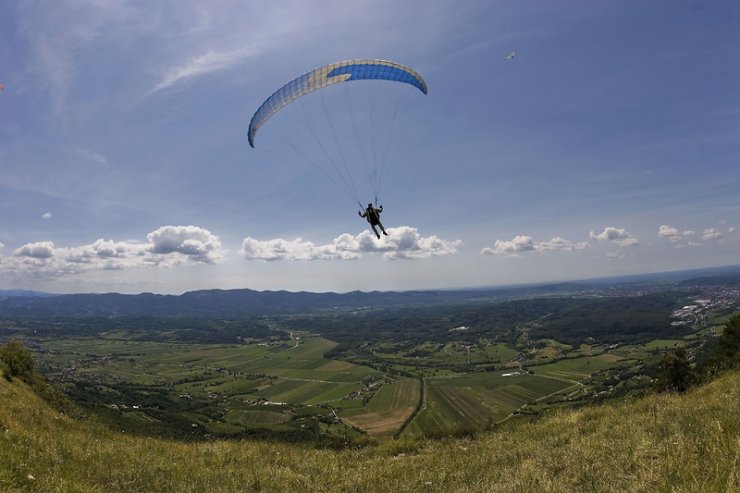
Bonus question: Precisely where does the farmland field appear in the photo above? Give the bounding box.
[32,333,381,438]
[341,378,420,437]
[404,372,575,437]
[527,355,632,380]
[6,275,733,442]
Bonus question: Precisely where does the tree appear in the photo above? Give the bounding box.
[657,347,695,393]
[0,340,35,382]
[705,314,740,374]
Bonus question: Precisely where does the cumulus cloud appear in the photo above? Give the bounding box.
[482,235,534,255]
[729,227,735,233]
[658,225,700,245]
[589,227,639,247]
[481,235,589,256]
[658,225,680,241]
[147,225,223,263]
[41,212,53,220]
[1,226,223,277]
[240,236,359,261]
[702,228,723,241]
[240,227,461,261]
[15,241,56,259]
[538,237,590,251]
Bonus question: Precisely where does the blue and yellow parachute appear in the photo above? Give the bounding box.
[248,59,427,148]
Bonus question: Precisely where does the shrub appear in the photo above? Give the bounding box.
[706,314,740,374]
[657,347,695,393]
[0,340,35,381]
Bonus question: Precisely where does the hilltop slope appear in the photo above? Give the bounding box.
[1,369,737,492]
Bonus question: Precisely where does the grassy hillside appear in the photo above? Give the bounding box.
[1,368,737,492]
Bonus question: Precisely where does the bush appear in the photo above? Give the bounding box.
[0,340,35,381]
[657,347,695,393]
[706,314,740,374]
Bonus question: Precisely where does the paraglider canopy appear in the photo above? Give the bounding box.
[248,59,428,148]
[246,58,427,208]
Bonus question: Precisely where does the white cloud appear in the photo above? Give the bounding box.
[702,228,723,241]
[658,225,699,245]
[240,227,461,261]
[481,235,589,256]
[1,226,223,278]
[152,45,258,93]
[615,237,639,247]
[729,227,735,233]
[590,227,639,247]
[379,227,462,260]
[482,235,534,255]
[658,225,680,241]
[41,212,53,220]
[240,236,359,261]
[15,241,56,259]
[688,241,701,247]
[147,226,223,263]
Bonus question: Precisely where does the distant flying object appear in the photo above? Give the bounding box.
[505,49,517,60]
[0,83,4,91]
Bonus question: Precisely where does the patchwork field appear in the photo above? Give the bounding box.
[528,354,632,380]
[404,372,575,437]
[19,317,714,441]
[33,334,381,436]
[341,378,421,437]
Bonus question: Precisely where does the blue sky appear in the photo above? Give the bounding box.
[1,0,738,294]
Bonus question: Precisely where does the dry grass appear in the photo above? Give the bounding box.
[1,368,737,492]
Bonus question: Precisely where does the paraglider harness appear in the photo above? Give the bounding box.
[359,202,382,226]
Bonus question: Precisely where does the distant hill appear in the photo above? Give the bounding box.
[1,264,738,318]
[1,360,736,491]
[0,284,591,318]
[0,289,55,298]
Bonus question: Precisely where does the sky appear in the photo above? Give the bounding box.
[0,0,739,295]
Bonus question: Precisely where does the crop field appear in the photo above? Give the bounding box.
[224,408,292,426]
[372,341,519,369]
[33,333,380,436]
[340,378,420,436]
[527,354,631,380]
[15,308,717,441]
[404,372,574,437]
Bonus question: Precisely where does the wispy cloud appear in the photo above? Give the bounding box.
[77,148,110,167]
[17,0,134,110]
[702,228,723,241]
[151,45,259,93]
